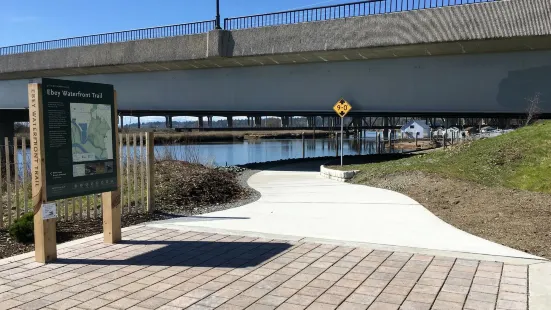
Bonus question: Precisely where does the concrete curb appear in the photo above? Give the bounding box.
[320,165,359,182]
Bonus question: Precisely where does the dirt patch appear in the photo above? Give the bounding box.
[359,171,551,259]
[388,140,433,150]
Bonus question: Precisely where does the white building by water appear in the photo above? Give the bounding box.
[400,120,431,139]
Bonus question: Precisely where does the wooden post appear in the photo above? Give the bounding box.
[86,195,90,219]
[29,83,57,263]
[71,197,76,221]
[313,117,316,140]
[22,137,28,214]
[64,199,68,221]
[140,133,145,211]
[79,196,83,220]
[146,132,154,213]
[302,132,305,159]
[126,133,131,212]
[132,133,138,212]
[5,137,12,226]
[0,144,3,228]
[102,91,121,244]
[13,137,19,219]
[93,194,98,218]
[375,132,380,154]
[119,133,124,214]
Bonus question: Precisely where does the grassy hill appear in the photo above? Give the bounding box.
[351,120,551,193]
[340,120,551,258]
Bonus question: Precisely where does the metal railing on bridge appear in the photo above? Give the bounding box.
[0,20,216,56]
[224,0,500,30]
[0,0,501,56]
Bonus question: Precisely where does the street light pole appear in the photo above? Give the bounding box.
[215,0,221,29]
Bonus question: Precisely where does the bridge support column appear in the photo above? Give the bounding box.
[198,116,204,129]
[498,118,508,129]
[227,116,233,128]
[0,122,14,143]
[254,116,262,127]
[207,116,213,128]
[120,115,124,130]
[137,116,141,129]
[165,116,173,128]
[383,118,389,142]
[281,117,289,128]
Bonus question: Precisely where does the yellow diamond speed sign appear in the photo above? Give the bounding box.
[333,99,352,118]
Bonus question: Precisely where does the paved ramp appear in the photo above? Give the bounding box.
[151,163,541,260]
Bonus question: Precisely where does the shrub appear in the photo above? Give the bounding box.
[9,212,34,244]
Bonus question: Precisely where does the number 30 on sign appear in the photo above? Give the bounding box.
[333,99,352,118]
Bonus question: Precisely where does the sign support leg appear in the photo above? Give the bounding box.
[103,91,121,244]
[340,119,344,166]
[29,83,57,263]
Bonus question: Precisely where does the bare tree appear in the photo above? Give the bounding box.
[525,93,542,126]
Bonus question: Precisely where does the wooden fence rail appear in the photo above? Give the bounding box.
[0,132,154,228]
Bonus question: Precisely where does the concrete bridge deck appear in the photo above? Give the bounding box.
[1,0,551,118]
[0,0,550,80]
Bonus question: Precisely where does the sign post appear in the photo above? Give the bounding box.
[28,78,119,263]
[333,99,352,166]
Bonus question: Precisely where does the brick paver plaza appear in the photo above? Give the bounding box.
[0,226,530,310]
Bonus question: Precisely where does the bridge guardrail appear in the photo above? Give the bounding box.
[0,0,501,56]
[224,0,499,30]
[0,20,216,56]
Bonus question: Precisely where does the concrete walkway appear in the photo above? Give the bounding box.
[0,162,548,309]
[152,163,541,260]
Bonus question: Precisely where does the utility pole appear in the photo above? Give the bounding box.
[215,0,222,29]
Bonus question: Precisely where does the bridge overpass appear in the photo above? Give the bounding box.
[1,0,551,126]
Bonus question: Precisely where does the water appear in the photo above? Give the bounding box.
[153,137,408,166]
[12,136,409,169]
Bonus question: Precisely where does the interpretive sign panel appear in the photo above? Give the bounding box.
[40,78,117,200]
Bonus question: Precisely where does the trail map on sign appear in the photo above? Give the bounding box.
[70,103,113,163]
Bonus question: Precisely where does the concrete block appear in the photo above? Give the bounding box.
[319,165,359,182]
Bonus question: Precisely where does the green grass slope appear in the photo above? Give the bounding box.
[349,121,551,193]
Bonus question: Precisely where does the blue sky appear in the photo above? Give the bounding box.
[1,0,352,46]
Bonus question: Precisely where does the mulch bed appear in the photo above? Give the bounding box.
[360,171,551,259]
[0,212,180,259]
[0,161,253,259]
[154,161,249,214]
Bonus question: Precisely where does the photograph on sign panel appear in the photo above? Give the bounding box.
[70,102,114,163]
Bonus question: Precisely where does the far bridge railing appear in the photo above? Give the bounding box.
[1,0,501,56]
[224,0,500,30]
[0,20,216,56]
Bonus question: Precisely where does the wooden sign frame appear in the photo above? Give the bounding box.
[28,83,121,263]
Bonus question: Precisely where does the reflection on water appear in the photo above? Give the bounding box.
[14,137,410,168]
[153,137,409,166]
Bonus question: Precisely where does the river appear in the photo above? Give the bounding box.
[12,135,412,169]
[151,136,410,166]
